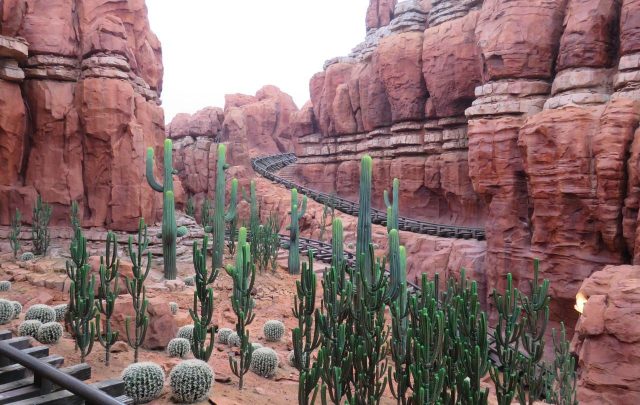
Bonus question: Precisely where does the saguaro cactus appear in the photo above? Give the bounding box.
[211,143,230,270]
[96,231,120,367]
[356,156,373,283]
[145,138,177,280]
[126,219,152,363]
[9,209,21,259]
[384,178,399,233]
[227,178,239,255]
[32,195,52,256]
[288,188,307,275]
[190,235,219,361]
[246,180,260,258]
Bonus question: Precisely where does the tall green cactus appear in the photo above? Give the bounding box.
[65,227,96,363]
[356,156,373,284]
[384,178,399,233]
[200,197,211,227]
[145,139,177,280]
[288,188,307,275]
[32,194,52,256]
[190,235,219,361]
[227,178,239,256]
[186,196,196,218]
[95,231,120,367]
[225,227,256,389]
[125,219,152,363]
[210,143,230,270]
[331,219,344,276]
[9,209,21,259]
[388,233,410,404]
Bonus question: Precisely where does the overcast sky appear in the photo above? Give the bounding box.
[146,0,369,122]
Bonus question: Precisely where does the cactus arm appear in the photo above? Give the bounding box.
[145,147,164,192]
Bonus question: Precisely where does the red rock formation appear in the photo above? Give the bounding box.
[0,0,165,231]
[366,0,397,31]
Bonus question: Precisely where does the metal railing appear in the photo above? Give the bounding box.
[0,341,125,405]
[252,153,486,240]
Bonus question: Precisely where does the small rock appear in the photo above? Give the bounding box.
[214,374,232,383]
[110,341,129,353]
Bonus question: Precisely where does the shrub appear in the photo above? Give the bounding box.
[0,299,15,324]
[217,328,233,345]
[25,304,55,323]
[263,320,285,342]
[169,302,178,315]
[36,322,63,344]
[170,360,214,403]
[168,338,191,358]
[53,304,68,322]
[121,362,165,404]
[20,252,34,261]
[19,320,42,337]
[250,347,279,378]
[177,325,194,343]
[11,301,22,319]
[0,281,11,292]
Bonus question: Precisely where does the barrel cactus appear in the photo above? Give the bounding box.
[167,338,191,358]
[0,281,11,292]
[170,359,214,403]
[0,299,14,324]
[252,342,263,350]
[25,304,55,323]
[53,304,67,322]
[20,252,34,261]
[177,226,188,238]
[227,331,241,347]
[10,301,22,319]
[287,349,308,368]
[19,320,42,337]
[36,322,63,344]
[121,362,165,404]
[177,325,194,343]
[263,320,285,342]
[183,276,195,287]
[169,302,178,315]
[250,347,279,378]
[216,328,233,345]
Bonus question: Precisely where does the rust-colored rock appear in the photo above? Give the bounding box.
[111,295,177,350]
[366,0,397,30]
[620,0,640,56]
[167,107,224,139]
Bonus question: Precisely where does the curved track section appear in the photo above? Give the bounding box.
[252,153,486,240]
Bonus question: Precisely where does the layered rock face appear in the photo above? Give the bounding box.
[0,0,165,231]
[167,86,298,209]
[294,0,640,354]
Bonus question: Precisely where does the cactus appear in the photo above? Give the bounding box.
[11,301,22,319]
[36,322,63,344]
[227,331,241,347]
[9,209,21,259]
[0,281,11,292]
[125,219,152,363]
[169,359,214,403]
[356,155,373,285]
[549,323,578,405]
[186,196,196,218]
[250,347,279,378]
[287,188,307,275]
[217,327,234,344]
[25,304,56,323]
[183,276,195,286]
[20,252,34,261]
[384,178,400,233]
[70,200,81,234]
[206,144,231,270]
[251,342,263,350]
[169,302,178,315]
[177,325,195,343]
[122,362,165,404]
[263,320,285,342]
[53,304,67,322]
[319,203,332,243]
[95,231,120,366]
[225,227,256,389]
[288,349,309,368]
[19,320,42,337]
[189,235,218,361]
[145,139,178,280]
[167,338,192,358]
[245,181,260,260]
[255,213,281,274]
[200,197,211,228]
[227,178,239,255]
[0,299,14,324]
[177,226,188,238]
[32,195,52,256]
[388,235,410,404]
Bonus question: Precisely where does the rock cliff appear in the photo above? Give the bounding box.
[0,0,165,231]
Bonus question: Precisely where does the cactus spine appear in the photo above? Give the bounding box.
[227,178,239,255]
[145,139,177,280]
[190,235,219,361]
[9,209,21,259]
[225,227,256,389]
[95,231,120,366]
[384,178,399,233]
[125,219,152,363]
[288,188,307,275]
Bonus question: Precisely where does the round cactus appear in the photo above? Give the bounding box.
[10,301,22,319]
[177,226,188,238]
[183,276,195,287]
[0,299,15,324]
[169,359,214,403]
[263,320,285,342]
[0,281,11,292]
[36,322,63,344]
[20,252,34,261]
[18,320,42,337]
[167,338,191,358]
[121,362,165,404]
[250,347,279,378]
[227,331,241,347]
[177,325,194,343]
[287,350,308,368]
[53,304,67,322]
[251,342,263,350]
[216,328,233,345]
[25,304,55,323]
[169,302,178,315]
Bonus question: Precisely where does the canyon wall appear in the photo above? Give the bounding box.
[0,0,166,231]
[293,0,640,346]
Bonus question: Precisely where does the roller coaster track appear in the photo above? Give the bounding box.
[252,153,486,241]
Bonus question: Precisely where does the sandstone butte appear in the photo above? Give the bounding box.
[1,0,640,403]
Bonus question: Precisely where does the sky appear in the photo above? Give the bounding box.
[146,0,370,123]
